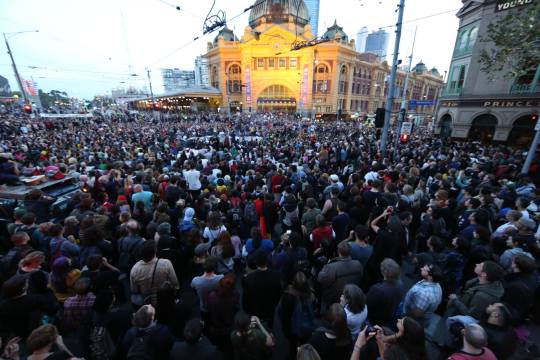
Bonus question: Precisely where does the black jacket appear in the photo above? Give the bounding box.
[242,269,282,323]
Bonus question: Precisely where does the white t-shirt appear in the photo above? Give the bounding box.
[183,169,201,190]
[203,225,227,243]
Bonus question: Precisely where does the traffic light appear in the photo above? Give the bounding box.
[400,133,410,143]
[533,113,539,122]
[153,102,161,111]
[23,104,32,114]
[375,108,385,128]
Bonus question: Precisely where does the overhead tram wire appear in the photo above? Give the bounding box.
[149,0,266,67]
[355,7,460,36]
[277,6,460,54]
[4,64,143,77]
[0,16,117,63]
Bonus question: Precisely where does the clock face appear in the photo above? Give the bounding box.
[273,42,281,50]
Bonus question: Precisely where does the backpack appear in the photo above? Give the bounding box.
[118,237,144,273]
[50,239,65,267]
[0,249,21,280]
[165,185,181,204]
[244,202,258,225]
[158,181,169,200]
[88,325,116,360]
[286,248,311,278]
[290,296,315,339]
[127,331,149,360]
[80,246,103,269]
[229,207,243,227]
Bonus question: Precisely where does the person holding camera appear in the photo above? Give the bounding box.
[347,225,373,269]
[270,231,309,286]
[366,206,408,285]
[230,311,274,360]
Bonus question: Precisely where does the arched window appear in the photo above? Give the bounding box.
[258,84,294,98]
[316,64,329,73]
[457,31,468,52]
[211,66,219,88]
[467,27,478,50]
[339,65,348,94]
[230,64,241,74]
[314,63,331,94]
[227,63,242,94]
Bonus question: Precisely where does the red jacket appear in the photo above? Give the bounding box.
[311,225,334,250]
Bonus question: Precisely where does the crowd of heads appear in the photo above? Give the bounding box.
[0,111,539,359]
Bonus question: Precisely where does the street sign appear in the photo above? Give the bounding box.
[401,121,413,135]
[409,99,436,107]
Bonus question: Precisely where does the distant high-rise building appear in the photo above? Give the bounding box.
[356,26,368,53]
[161,68,195,92]
[194,56,210,87]
[304,0,319,36]
[365,29,390,61]
[0,75,11,97]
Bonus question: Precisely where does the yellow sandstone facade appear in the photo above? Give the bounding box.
[204,0,444,119]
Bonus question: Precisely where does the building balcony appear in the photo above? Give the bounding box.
[442,87,462,97]
[510,83,539,95]
[453,48,472,58]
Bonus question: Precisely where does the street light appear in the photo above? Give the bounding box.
[3,30,39,105]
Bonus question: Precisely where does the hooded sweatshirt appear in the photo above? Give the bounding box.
[452,278,504,319]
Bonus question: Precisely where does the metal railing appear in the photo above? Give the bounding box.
[510,83,539,95]
[442,87,462,97]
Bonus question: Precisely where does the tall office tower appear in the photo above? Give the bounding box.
[194,56,210,86]
[356,26,368,52]
[365,29,390,61]
[161,68,195,92]
[304,0,320,36]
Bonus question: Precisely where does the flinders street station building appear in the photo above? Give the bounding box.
[204,0,444,119]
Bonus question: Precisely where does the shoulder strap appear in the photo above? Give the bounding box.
[150,259,160,289]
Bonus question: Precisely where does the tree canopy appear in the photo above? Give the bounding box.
[479,2,540,80]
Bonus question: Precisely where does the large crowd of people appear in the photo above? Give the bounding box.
[0,111,539,360]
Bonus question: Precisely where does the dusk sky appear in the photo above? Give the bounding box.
[0,0,462,99]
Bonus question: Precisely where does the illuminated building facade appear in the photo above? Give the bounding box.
[204,0,444,118]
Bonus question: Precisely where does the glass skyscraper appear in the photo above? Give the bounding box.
[365,29,390,61]
[304,0,320,36]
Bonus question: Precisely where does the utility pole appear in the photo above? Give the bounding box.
[394,26,417,160]
[146,67,157,120]
[3,33,29,104]
[522,114,540,175]
[379,0,406,154]
[146,68,155,102]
